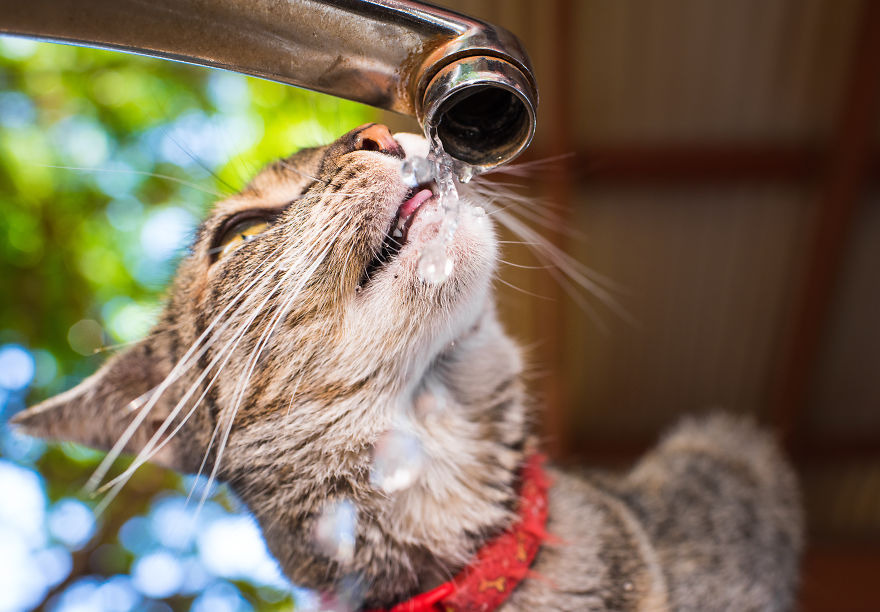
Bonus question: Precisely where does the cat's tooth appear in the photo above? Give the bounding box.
[393,215,407,235]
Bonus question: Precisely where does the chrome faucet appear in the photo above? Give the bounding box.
[0,0,537,170]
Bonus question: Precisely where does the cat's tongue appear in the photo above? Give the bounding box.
[399,188,433,220]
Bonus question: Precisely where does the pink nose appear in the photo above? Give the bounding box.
[354,123,404,157]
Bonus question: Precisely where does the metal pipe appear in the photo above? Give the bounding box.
[0,0,537,169]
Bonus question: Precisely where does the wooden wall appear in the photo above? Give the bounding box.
[393,2,880,609]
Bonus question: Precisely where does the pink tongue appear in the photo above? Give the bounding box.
[399,189,433,219]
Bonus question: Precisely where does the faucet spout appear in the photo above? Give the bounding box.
[0,0,538,169]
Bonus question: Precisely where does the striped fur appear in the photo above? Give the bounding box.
[14,127,802,610]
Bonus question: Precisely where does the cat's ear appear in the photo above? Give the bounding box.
[11,339,184,470]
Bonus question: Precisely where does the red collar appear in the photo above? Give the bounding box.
[370,454,550,612]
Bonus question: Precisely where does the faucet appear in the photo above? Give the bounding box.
[0,0,537,170]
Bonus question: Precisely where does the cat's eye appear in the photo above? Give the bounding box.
[213,216,272,261]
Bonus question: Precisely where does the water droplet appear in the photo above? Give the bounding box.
[418,243,454,284]
[313,593,355,612]
[407,135,480,279]
[371,429,426,493]
[414,391,447,420]
[313,499,357,565]
[418,206,444,226]
[457,164,478,183]
[400,156,434,187]
[316,576,365,612]
[436,172,459,211]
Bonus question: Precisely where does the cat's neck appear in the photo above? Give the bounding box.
[224,313,530,608]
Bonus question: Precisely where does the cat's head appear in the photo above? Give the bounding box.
[13,124,528,595]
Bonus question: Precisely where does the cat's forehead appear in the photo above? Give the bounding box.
[212,145,329,217]
[205,130,428,223]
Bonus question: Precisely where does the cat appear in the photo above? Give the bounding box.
[12,123,802,611]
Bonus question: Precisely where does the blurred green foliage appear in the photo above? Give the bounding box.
[0,35,374,398]
[0,35,376,612]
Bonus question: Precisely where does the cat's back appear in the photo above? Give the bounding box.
[505,414,802,611]
[502,467,669,611]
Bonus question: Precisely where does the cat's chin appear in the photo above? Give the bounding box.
[345,192,495,372]
[387,132,498,291]
[409,199,494,274]
[368,195,496,301]
[352,157,496,303]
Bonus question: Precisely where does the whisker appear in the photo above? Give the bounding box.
[93,265,294,509]
[479,152,575,177]
[494,209,628,295]
[162,129,238,194]
[90,335,162,353]
[547,265,611,334]
[97,294,284,493]
[493,276,556,301]
[279,159,328,185]
[87,236,298,493]
[37,164,225,198]
[492,209,635,325]
[464,182,579,238]
[286,373,305,417]
[496,258,554,270]
[497,240,545,246]
[95,229,346,507]
[199,227,345,510]
[185,417,224,506]
[108,226,349,494]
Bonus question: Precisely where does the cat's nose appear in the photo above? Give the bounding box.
[354,123,405,159]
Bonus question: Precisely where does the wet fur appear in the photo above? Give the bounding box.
[14,126,802,610]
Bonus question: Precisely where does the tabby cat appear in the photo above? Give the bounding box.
[13,124,802,611]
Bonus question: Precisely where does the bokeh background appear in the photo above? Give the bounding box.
[0,35,374,612]
[2,1,880,611]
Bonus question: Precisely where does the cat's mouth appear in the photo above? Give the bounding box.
[360,186,434,285]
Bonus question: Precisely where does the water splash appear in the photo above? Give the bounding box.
[417,243,454,285]
[400,136,479,285]
[312,575,365,612]
[400,156,433,188]
[457,163,478,184]
[370,429,426,494]
[312,499,357,565]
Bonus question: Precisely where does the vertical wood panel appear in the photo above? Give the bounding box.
[539,0,575,459]
[771,0,880,442]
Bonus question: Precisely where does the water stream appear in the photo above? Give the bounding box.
[400,137,481,285]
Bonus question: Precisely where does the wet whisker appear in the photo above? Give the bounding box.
[198,226,346,509]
